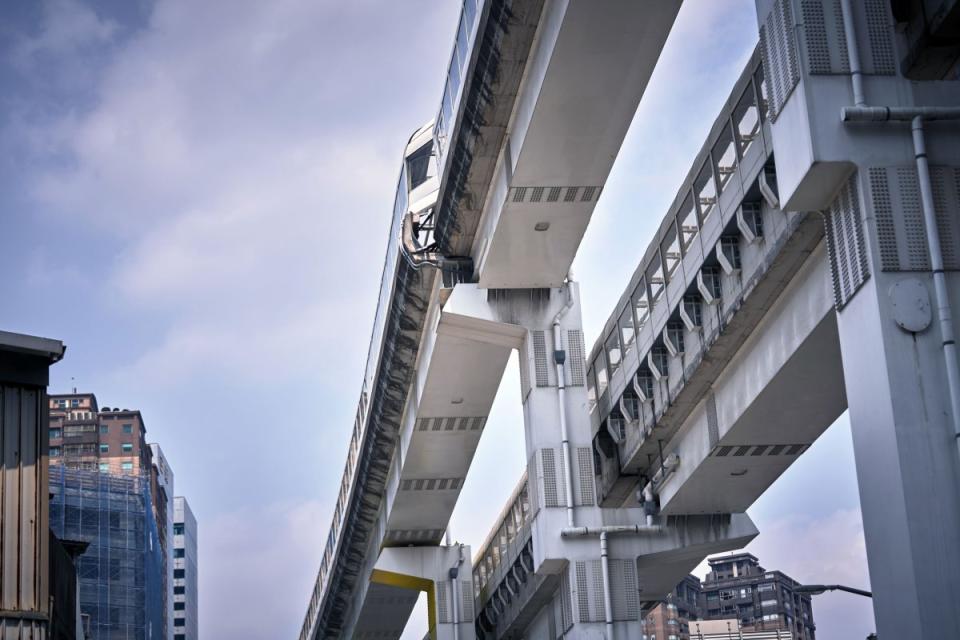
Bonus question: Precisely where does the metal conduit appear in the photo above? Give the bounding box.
[552,276,577,528]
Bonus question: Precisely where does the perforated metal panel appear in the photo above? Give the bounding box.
[560,565,574,631]
[574,561,590,622]
[540,448,560,507]
[399,477,463,492]
[533,330,550,387]
[509,185,603,204]
[437,581,450,623]
[869,167,900,270]
[760,0,800,119]
[712,443,809,457]
[932,167,960,269]
[825,173,869,308]
[609,560,640,621]
[590,560,605,622]
[415,416,486,431]
[383,528,445,544]
[864,0,894,74]
[527,456,540,513]
[801,0,832,74]
[800,0,893,76]
[460,580,474,622]
[575,447,595,506]
[566,329,586,387]
[868,166,960,273]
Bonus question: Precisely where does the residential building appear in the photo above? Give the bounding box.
[700,553,815,640]
[643,574,702,640]
[173,496,199,640]
[49,393,151,475]
[47,392,180,640]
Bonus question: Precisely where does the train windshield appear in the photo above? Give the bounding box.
[406,142,434,190]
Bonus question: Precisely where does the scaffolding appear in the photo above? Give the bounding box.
[48,464,164,640]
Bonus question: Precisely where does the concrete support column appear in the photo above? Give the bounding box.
[373,545,476,640]
[832,173,960,639]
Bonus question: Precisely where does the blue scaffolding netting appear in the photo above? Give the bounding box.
[49,464,164,640]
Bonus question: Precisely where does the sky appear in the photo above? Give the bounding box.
[0,1,874,639]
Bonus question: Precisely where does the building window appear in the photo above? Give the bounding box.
[175,569,185,579]
[660,222,681,280]
[175,635,185,640]
[122,424,133,434]
[99,462,109,472]
[121,461,133,471]
[70,399,79,407]
[100,425,108,434]
[175,548,185,558]
[174,586,185,595]
[122,443,133,453]
[174,523,185,535]
[646,252,666,304]
[100,444,109,453]
[604,331,622,375]
[174,602,185,610]
[50,428,62,439]
[174,618,185,627]
[618,306,636,352]
[678,192,699,252]
[592,353,609,397]
[50,446,61,457]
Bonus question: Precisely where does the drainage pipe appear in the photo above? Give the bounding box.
[600,532,614,640]
[838,0,960,458]
[560,524,663,537]
[839,0,866,107]
[560,524,664,640]
[552,275,577,527]
[449,543,464,640]
[912,117,960,458]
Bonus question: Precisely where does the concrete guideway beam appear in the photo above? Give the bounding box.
[475,0,682,289]
[657,241,845,515]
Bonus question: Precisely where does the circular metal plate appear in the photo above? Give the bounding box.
[889,278,932,333]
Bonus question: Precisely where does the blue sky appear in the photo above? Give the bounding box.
[0,1,874,638]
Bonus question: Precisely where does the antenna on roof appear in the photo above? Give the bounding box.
[71,376,76,394]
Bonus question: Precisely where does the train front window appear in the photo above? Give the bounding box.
[407,142,434,190]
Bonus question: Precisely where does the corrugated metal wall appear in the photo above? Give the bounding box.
[1,384,50,640]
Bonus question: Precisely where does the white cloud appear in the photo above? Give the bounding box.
[21,0,457,393]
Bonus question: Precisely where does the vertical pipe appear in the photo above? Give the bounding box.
[600,532,614,640]
[451,574,460,640]
[553,281,576,528]
[839,0,866,107]
[912,117,960,457]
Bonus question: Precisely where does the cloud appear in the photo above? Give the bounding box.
[200,499,326,639]
[17,0,457,393]
[12,0,119,61]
